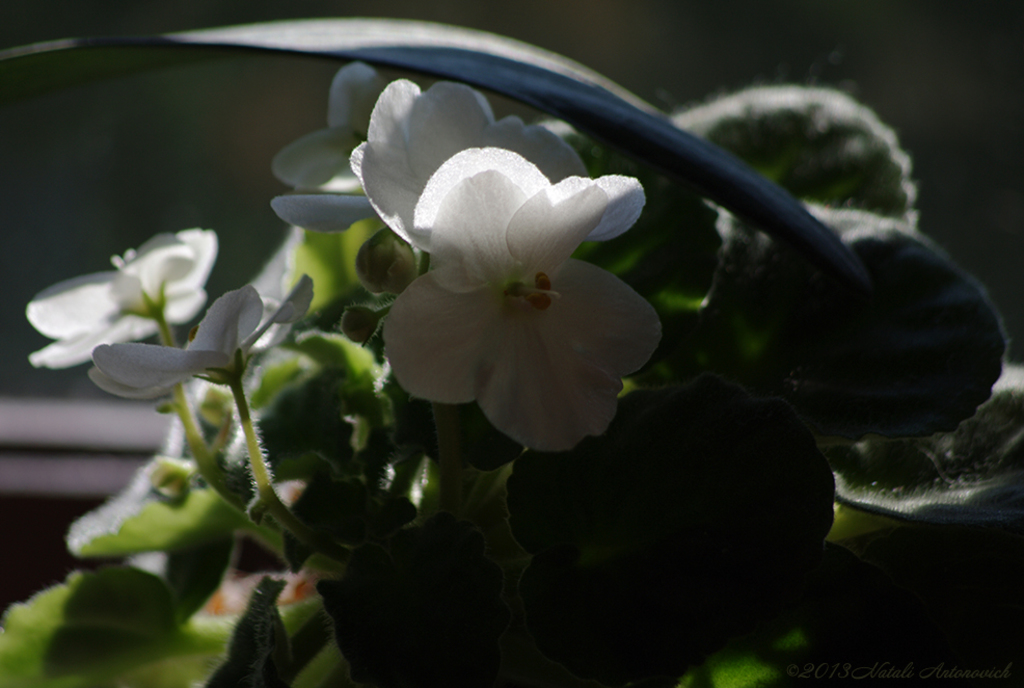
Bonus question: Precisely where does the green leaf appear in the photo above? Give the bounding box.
[676,85,916,219]
[318,512,510,688]
[679,544,962,687]
[67,466,253,558]
[855,525,1024,669]
[165,538,235,624]
[205,577,288,688]
[570,137,722,363]
[654,207,1005,439]
[828,364,1024,533]
[0,19,869,292]
[291,221,379,312]
[0,567,225,688]
[507,376,835,685]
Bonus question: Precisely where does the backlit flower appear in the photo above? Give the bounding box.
[88,276,313,399]
[382,148,660,451]
[271,78,587,236]
[26,228,217,368]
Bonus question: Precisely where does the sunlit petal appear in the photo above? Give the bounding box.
[271,194,376,233]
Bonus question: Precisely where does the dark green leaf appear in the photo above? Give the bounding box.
[319,512,510,688]
[165,537,235,623]
[654,207,1004,439]
[205,577,289,688]
[676,85,916,219]
[855,525,1024,670]
[0,19,869,292]
[680,544,965,687]
[828,364,1024,532]
[507,376,835,685]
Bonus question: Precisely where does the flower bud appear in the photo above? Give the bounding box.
[341,306,385,345]
[355,228,417,294]
[149,456,196,498]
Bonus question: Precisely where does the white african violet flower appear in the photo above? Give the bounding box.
[271,78,588,236]
[27,228,218,369]
[88,276,313,399]
[271,62,386,192]
[382,148,661,451]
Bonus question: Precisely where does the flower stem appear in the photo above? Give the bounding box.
[172,383,244,511]
[432,402,463,516]
[228,376,349,563]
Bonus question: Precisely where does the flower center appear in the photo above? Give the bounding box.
[504,272,557,311]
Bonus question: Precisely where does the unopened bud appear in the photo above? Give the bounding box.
[341,306,386,344]
[355,228,416,294]
[150,456,195,498]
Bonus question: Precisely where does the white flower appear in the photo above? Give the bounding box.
[271,78,587,236]
[382,148,661,451]
[26,229,218,369]
[88,276,313,399]
[271,62,385,192]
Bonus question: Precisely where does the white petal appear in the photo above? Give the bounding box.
[271,194,376,233]
[242,275,314,352]
[125,235,196,297]
[481,115,587,182]
[190,286,264,355]
[173,228,218,292]
[29,315,158,369]
[505,178,607,274]
[327,62,385,132]
[423,168,527,290]
[272,128,358,190]
[415,148,548,240]
[383,274,503,404]
[26,272,119,338]
[88,366,178,399]
[476,259,661,451]
[357,80,494,243]
[92,342,229,391]
[587,175,647,241]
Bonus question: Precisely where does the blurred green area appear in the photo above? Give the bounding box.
[2,0,1022,396]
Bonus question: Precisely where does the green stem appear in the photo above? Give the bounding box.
[433,402,463,516]
[228,376,349,563]
[172,383,244,511]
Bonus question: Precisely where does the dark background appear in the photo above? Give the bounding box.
[3,1,1022,396]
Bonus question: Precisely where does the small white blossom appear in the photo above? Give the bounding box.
[88,276,313,399]
[271,62,385,191]
[382,148,660,451]
[26,228,218,369]
[271,78,587,236]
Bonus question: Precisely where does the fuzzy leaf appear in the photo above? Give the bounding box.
[654,207,1005,439]
[507,376,835,685]
[828,364,1024,532]
[205,577,288,688]
[318,512,510,688]
[675,85,916,219]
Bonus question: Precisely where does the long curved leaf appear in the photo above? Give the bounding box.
[0,18,870,293]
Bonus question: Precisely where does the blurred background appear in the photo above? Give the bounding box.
[0,0,1022,608]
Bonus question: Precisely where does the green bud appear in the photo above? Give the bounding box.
[149,456,196,498]
[355,228,417,294]
[341,305,386,345]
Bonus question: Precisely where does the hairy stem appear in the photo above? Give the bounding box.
[433,402,464,516]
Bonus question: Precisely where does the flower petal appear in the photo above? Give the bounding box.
[588,175,647,241]
[505,177,608,274]
[481,116,587,182]
[272,127,359,190]
[422,167,528,290]
[190,286,264,355]
[383,274,503,404]
[326,61,385,132]
[91,342,229,392]
[242,274,314,352]
[29,315,157,369]
[355,80,494,243]
[271,194,376,233]
[26,272,119,339]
